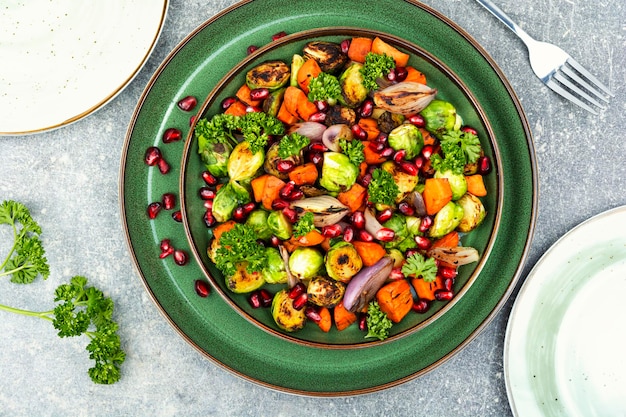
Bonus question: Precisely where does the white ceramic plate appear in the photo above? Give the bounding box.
[505,205,626,416]
[0,0,168,135]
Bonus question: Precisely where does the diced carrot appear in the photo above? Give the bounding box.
[297,58,322,94]
[277,100,298,125]
[235,83,261,107]
[334,301,357,331]
[347,37,373,63]
[357,118,380,141]
[289,230,325,247]
[281,239,298,253]
[317,307,332,333]
[422,177,453,216]
[358,161,368,180]
[411,276,444,301]
[404,66,427,84]
[419,127,436,145]
[288,162,318,186]
[337,183,367,213]
[283,86,318,122]
[465,174,488,197]
[376,279,414,323]
[223,99,248,117]
[362,141,387,165]
[320,237,332,252]
[212,220,237,242]
[431,231,460,249]
[250,174,269,203]
[371,37,410,68]
[260,175,286,210]
[353,241,386,267]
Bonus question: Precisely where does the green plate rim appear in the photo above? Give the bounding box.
[120,0,537,396]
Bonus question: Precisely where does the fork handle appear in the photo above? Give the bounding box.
[474,0,535,45]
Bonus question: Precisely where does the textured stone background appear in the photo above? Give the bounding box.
[0,0,624,416]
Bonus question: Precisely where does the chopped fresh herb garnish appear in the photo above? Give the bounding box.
[361,52,396,91]
[365,301,393,341]
[401,252,438,282]
[292,212,316,238]
[278,132,311,159]
[215,223,269,277]
[307,72,343,105]
[339,138,365,167]
[367,168,399,206]
[432,130,482,175]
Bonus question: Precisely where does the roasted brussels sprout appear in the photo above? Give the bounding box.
[267,210,293,240]
[290,54,304,87]
[303,41,349,73]
[382,214,409,249]
[420,99,458,137]
[456,193,486,233]
[212,181,251,222]
[271,289,306,332]
[339,62,368,107]
[246,60,290,91]
[307,275,346,308]
[245,209,272,240]
[198,140,232,178]
[225,262,265,293]
[380,161,419,203]
[429,201,464,238]
[288,247,324,280]
[264,141,303,180]
[376,111,405,133]
[262,247,288,284]
[227,141,264,181]
[319,152,359,193]
[387,124,424,160]
[262,87,286,117]
[324,105,356,127]
[434,170,467,201]
[325,241,363,282]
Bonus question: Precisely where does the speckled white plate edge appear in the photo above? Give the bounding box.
[504,205,626,417]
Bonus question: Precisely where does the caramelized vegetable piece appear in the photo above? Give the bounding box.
[317,306,332,332]
[353,241,387,267]
[337,183,367,213]
[465,174,488,197]
[404,66,427,84]
[411,276,444,301]
[376,279,414,323]
[334,301,358,331]
[347,37,373,63]
[422,177,453,215]
[288,162,318,185]
[371,36,410,67]
[297,58,323,94]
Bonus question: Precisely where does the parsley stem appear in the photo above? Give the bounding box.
[0,303,54,321]
[0,224,19,272]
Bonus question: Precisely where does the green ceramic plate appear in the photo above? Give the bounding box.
[180,27,500,348]
[120,0,536,395]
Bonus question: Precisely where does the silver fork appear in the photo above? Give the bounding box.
[475,0,613,114]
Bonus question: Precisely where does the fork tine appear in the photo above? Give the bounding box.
[565,57,614,97]
[545,78,600,115]
[561,63,610,103]
[553,71,608,109]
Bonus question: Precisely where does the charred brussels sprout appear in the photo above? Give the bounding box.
[264,141,304,180]
[324,105,357,126]
[381,161,419,203]
[271,289,306,332]
[261,247,288,284]
[227,141,264,182]
[267,210,293,240]
[377,111,405,133]
[434,170,467,201]
[262,87,286,117]
[212,181,251,222]
[245,209,272,240]
[246,60,290,91]
[387,124,424,160]
[307,276,346,308]
[288,247,324,280]
[325,241,363,282]
[420,99,458,137]
[339,62,368,107]
[429,201,464,238]
[456,193,486,233]
[198,140,232,178]
[225,262,265,293]
[319,152,359,193]
[302,41,349,73]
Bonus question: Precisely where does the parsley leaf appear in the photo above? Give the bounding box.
[401,252,438,282]
[339,139,365,167]
[292,212,316,238]
[0,200,50,283]
[361,52,396,91]
[367,169,399,206]
[307,72,343,105]
[365,301,393,341]
[238,111,285,154]
[194,114,240,147]
[215,223,269,277]
[278,132,310,159]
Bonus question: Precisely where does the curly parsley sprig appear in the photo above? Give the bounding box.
[215,223,269,277]
[292,212,316,238]
[367,168,399,206]
[431,130,482,174]
[361,52,396,91]
[307,72,343,105]
[278,132,310,159]
[339,139,365,167]
[401,252,438,282]
[365,301,393,341]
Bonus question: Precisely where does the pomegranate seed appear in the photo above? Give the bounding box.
[144,146,162,166]
[203,200,214,210]
[246,45,258,55]
[242,202,256,214]
[393,149,407,162]
[375,132,389,144]
[380,147,394,158]
[276,160,295,173]
[279,181,296,199]
[292,292,308,310]
[271,31,287,41]
[358,229,375,242]
[389,267,405,281]
[395,67,408,82]
[414,235,431,250]
[250,88,269,101]
[171,210,182,222]
[189,115,196,126]
[358,99,374,118]
[159,247,174,259]
[199,187,216,200]
[435,290,454,301]
[221,96,237,110]
[309,151,324,166]
[412,299,430,313]
[439,266,458,280]
[269,235,281,247]
[359,172,373,187]
[399,161,418,176]
[201,171,218,185]
[358,313,368,331]
[157,158,170,174]
[160,238,172,253]
[419,216,433,232]
[443,277,454,292]
[407,114,425,128]
[147,202,162,219]
[246,105,262,113]
[413,155,425,171]
[405,249,420,259]
[282,207,298,223]
[368,141,385,152]
[343,225,355,242]
[287,189,304,201]
[421,144,434,159]
[162,127,182,144]
[376,228,396,242]
[386,68,397,82]
[288,282,306,299]
[259,289,273,307]
[322,224,343,238]
[305,306,322,323]
[271,199,289,210]
[351,124,368,141]
[376,208,393,223]
[340,39,351,54]
[194,279,210,297]
[309,142,328,153]
[173,250,189,266]
[308,111,326,123]
[461,125,479,135]
[248,291,262,308]
[350,211,365,229]
[477,156,492,175]
[314,100,329,112]
[398,201,415,216]
[203,211,216,227]
[232,206,246,222]
[162,193,176,210]
[177,95,197,111]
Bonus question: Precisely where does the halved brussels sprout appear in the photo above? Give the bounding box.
[246,60,290,91]
[325,241,363,282]
[227,141,264,182]
[456,193,486,233]
[387,124,424,160]
[198,140,232,178]
[307,275,346,308]
[339,62,368,107]
[429,201,464,238]
[262,87,286,117]
[325,105,357,126]
[225,262,265,293]
[302,41,348,73]
[212,181,251,223]
[381,161,419,203]
[271,289,306,332]
[290,54,304,87]
[382,213,408,249]
[420,99,457,137]
[435,169,468,201]
[376,111,405,133]
[264,141,303,180]
[262,247,288,284]
[267,210,293,240]
[288,247,324,280]
[319,152,359,193]
[245,209,272,240]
